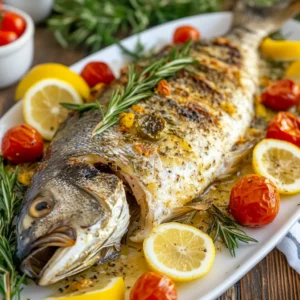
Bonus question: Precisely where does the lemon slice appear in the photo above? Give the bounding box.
[16,63,90,100]
[285,61,300,82]
[143,222,215,282]
[261,38,300,61]
[23,79,82,140]
[45,277,125,300]
[253,139,300,194]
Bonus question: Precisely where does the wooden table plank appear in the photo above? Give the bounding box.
[0,25,299,300]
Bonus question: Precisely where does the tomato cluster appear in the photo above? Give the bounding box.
[0,11,26,46]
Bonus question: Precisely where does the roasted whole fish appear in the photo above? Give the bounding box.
[17,0,300,286]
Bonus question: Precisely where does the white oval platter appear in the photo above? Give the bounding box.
[0,11,299,300]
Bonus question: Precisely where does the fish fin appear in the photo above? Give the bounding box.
[97,246,120,265]
[164,200,213,223]
[233,0,300,36]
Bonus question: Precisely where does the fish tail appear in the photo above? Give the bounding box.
[232,0,300,37]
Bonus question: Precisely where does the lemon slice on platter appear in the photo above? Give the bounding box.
[45,277,125,300]
[16,63,90,100]
[253,139,300,194]
[23,78,82,140]
[285,61,300,82]
[261,38,300,61]
[143,222,215,282]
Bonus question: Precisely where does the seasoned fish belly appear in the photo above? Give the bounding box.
[90,36,257,241]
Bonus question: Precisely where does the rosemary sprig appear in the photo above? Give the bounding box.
[92,42,195,136]
[62,42,195,136]
[61,101,103,116]
[117,39,147,61]
[208,205,258,257]
[0,159,26,300]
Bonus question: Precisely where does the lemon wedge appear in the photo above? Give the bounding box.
[23,78,82,140]
[143,222,215,282]
[261,38,300,61]
[253,139,300,194]
[16,63,90,100]
[45,277,125,300]
[285,61,300,82]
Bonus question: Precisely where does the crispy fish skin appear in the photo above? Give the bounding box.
[17,0,300,285]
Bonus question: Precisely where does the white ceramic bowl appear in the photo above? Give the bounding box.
[3,0,54,24]
[0,5,35,89]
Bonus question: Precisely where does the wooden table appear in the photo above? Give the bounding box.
[0,26,299,300]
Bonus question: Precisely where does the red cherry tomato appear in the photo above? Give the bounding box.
[173,25,200,44]
[266,112,300,147]
[229,174,280,227]
[1,125,44,164]
[1,11,26,37]
[261,79,300,111]
[0,30,18,46]
[130,272,177,300]
[80,62,115,87]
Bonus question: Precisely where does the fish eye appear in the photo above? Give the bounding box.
[29,198,53,218]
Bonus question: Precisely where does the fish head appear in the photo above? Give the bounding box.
[17,163,129,285]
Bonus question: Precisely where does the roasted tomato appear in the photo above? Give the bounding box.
[229,174,280,227]
[1,124,44,164]
[1,11,26,37]
[130,272,177,300]
[266,112,300,147]
[0,30,18,46]
[80,62,115,87]
[173,25,200,44]
[261,79,300,111]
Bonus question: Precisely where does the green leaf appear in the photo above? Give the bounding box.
[48,0,222,52]
[0,158,27,299]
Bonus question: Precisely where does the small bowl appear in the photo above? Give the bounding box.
[3,0,54,24]
[0,5,35,89]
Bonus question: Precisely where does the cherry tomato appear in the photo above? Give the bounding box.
[0,30,18,46]
[1,125,44,164]
[229,174,280,227]
[173,25,200,44]
[1,11,26,37]
[266,112,300,147]
[261,79,300,111]
[130,272,177,300]
[80,62,115,87]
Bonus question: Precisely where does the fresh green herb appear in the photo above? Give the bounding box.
[48,0,221,52]
[208,205,258,257]
[92,41,195,137]
[0,160,26,300]
[61,101,103,116]
[117,39,147,61]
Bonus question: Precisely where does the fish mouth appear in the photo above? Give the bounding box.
[21,225,77,279]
